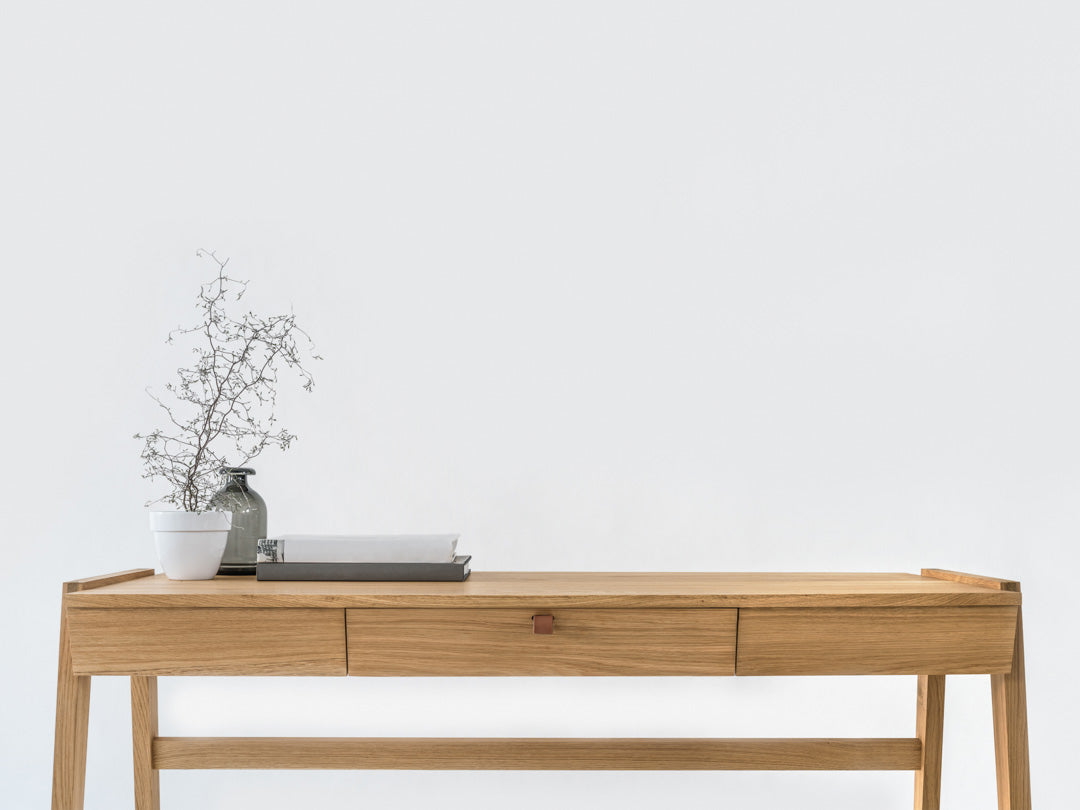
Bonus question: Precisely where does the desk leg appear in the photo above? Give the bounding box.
[52,598,91,810]
[914,674,945,810]
[991,607,1031,810]
[132,676,161,810]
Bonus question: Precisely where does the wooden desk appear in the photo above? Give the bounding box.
[51,569,1031,809]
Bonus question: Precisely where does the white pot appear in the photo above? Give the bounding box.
[149,510,233,580]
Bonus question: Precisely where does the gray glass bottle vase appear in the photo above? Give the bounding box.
[210,467,267,575]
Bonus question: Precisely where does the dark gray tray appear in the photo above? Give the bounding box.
[255,555,471,582]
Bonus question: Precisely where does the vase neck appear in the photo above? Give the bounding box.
[221,472,250,490]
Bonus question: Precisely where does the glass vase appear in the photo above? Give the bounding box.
[210,467,267,575]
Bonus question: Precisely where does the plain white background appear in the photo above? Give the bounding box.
[1,1,1077,807]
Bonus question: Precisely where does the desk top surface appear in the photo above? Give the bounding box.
[64,570,1021,608]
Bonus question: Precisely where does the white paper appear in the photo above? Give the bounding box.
[270,534,459,563]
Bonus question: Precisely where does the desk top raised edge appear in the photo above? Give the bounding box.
[62,571,1022,609]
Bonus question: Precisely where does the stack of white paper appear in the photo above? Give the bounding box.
[257,534,459,564]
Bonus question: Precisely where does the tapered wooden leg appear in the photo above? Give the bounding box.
[132,676,161,810]
[914,674,945,810]
[991,607,1031,810]
[52,595,91,810]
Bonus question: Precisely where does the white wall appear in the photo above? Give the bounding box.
[1,1,1077,807]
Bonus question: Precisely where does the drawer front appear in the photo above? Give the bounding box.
[67,608,347,675]
[736,607,1018,675]
[347,608,737,676]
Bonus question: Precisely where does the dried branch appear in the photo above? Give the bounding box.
[135,250,321,511]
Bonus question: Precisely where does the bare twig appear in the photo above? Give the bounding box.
[135,250,320,511]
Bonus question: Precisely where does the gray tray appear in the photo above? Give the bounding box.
[255,555,471,582]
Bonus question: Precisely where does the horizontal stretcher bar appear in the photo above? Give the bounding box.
[152,736,923,771]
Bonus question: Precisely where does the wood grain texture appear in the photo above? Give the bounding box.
[52,593,91,810]
[131,677,160,810]
[347,608,736,675]
[992,606,1031,810]
[64,571,1021,609]
[66,569,155,592]
[736,607,1018,675]
[921,569,1021,593]
[151,736,923,771]
[67,608,347,675]
[914,674,946,810]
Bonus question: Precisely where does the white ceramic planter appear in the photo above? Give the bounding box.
[149,510,233,580]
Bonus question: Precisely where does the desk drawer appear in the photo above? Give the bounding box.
[67,608,347,675]
[347,608,736,675]
[736,607,1018,675]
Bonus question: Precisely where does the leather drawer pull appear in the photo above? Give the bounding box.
[532,615,554,634]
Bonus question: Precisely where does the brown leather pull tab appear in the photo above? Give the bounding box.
[532,614,554,634]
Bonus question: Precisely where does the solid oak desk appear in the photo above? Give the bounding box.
[52,569,1030,809]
